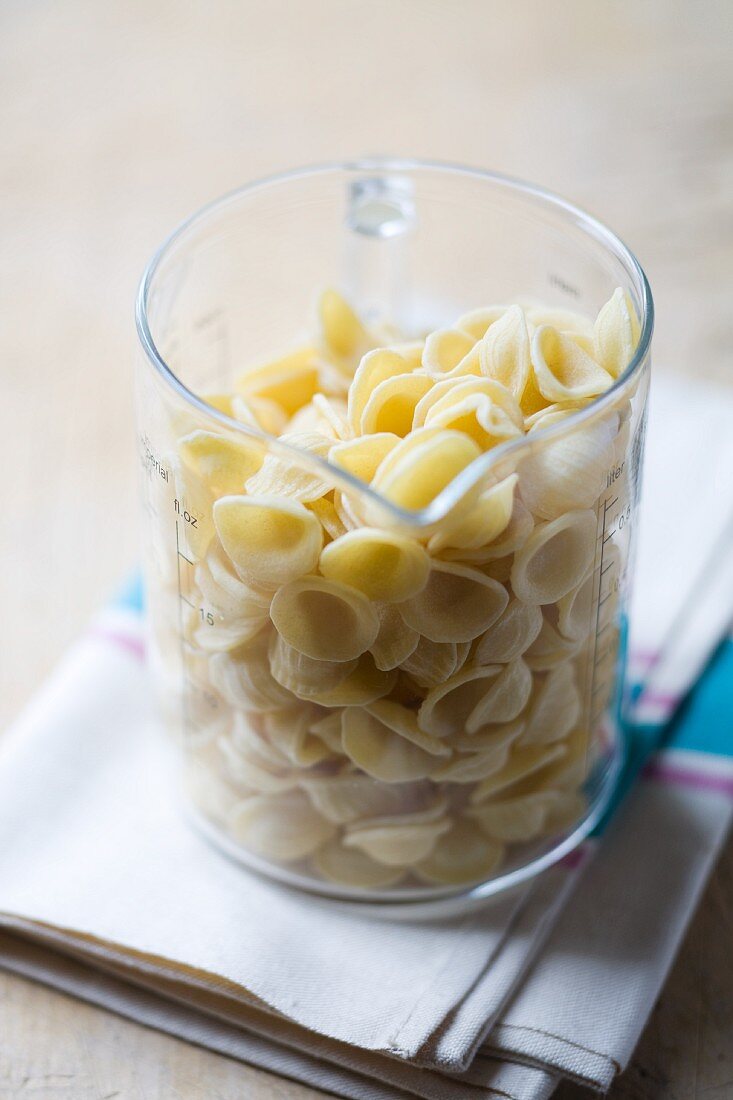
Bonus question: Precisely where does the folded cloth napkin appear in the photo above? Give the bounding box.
[1,374,732,1099]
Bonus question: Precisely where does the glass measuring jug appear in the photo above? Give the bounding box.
[135,161,653,904]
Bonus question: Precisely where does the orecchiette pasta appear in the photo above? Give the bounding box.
[150,285,641,895]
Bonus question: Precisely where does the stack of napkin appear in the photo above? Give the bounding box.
[1,374,732,1099]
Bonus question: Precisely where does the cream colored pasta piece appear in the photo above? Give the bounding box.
[209,632,295,712]
[178,430,265,498]
[347,348,416,434]
[511,510,596,605]
[414,375,523,433]
[528,727,591,792]
[415,820,505,885]
[261,706,337,767]
[428,475,518,554]
[531,326,614,403]
[269,633,358,697]
[477,304,531,402]
[332,489,361,532]
[231,392,289,436]
[448,718,525,753]
[329,432,400,485]
[469,741,568,803]
[185,761,241,827]
[306,654,397,707]
[421,327,475,373]
[343,807,451,867]
[540,791,587,835]
[307,710,345,754]
[191,611,269,653]
[303,773,435,824]
[418,659,531,738]
[474,598,544,664]
[371,428,482,512]
[270,575,380,662]
[359,372,435,437]
[480,556,514,583]
[363,698,451,756]
[244,431,335,503]
[229,790,336,862]
[519,414,618,520]
[214,494,323,586]
[524,398,592,431]
[593,288,640,379]
[467,790,563,842]
[399,561,508,644]
[370,603,420,671]
[341,707,444,782]
[313,840,405,889]
[235,346,320,418]
[422,389,523,453]
[306,496,349,542]
[519,664,581,746]
[400,635,466,689]
[556,569,595,641]
[287,394,349,440]
[320,527,430,603]
[318,289,370,361]
[523,614,583,670]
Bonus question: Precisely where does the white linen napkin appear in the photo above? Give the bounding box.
[1,373,732,1099]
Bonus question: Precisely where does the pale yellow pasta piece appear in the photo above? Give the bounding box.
[455,306,508,341]
[288,395,349,439]
[191,609,268,653]
[469,741,568,803]
[476,495,534,563]
[306,496,349,542]
[178,430,265,498]
[320,527,430,602]
[431,724,520,782]
[510,510,596,605]
[347,348,416,434]
[524,305,594,337]
[593,288,640,379]
[318,289,370,361]
[474,599,543,664]
[423,389,523,452]
[214,494,323,586]
[370,603,420,671]
[524,398,592,431]
[218,725,297,795]
[418,659,531,738]
[421,327,475,373]
[229,790,335,861]
[235,346,320,417]
[359,372,435,437]
[398,561,508,643]
[269,633,358,697]
[231,393,289,436]
[467,790,563,842]
[428,474,518,554]
[307,711,345,754]
[523,614,583,671]
[531,325,614,403]
[341,707,443,782]
[371,428,482,512]
[262,707,335,766]
[364,698,451,757]
[196,543,273,620]
[343,810,451,866]
[304,653,397,707]
[415,820,504,885]
[185,761,241,826]
[519,414,618,519]
[556,569,595,641]
[332,490,361,532]
[329,432,400,485]
[477,304,531,402]
[414,376,523,434]
[245,431,335,503]
[519,664,581,746]
[313,840,405,888]
[209,633,294,711]
[270,575,380,662]
[202,393,236,416]
[400,635,467,689]
[448,718,525,753]
[304,773,434,824]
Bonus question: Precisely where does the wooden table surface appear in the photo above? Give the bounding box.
[2,1,732,1096]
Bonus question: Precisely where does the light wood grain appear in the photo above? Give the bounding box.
[1,1,732,1096]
